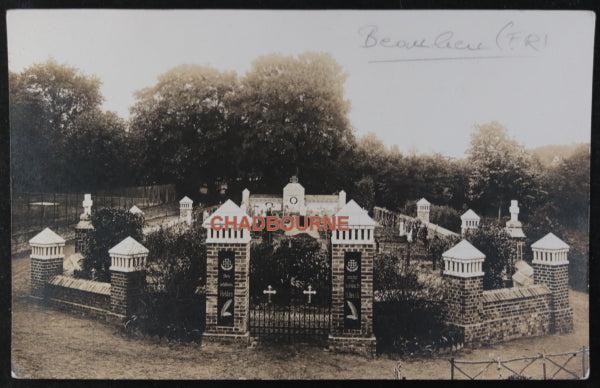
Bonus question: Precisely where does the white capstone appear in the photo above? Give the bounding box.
[531,232,569,265]
[129,205,143,215]
[109,236,149,272]
[29,227,66,259]
[442,240,485,278]
[203,199,251,244]
[331,199,375,245]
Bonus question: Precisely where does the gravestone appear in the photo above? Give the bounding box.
[75,194,94,253]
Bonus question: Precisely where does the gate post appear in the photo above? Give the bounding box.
[29,228,66,298]
[328,200,377,357]
[532,233,573,334]
[202,200,251,346]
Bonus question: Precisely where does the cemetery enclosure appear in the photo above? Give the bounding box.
[11,247,590,379]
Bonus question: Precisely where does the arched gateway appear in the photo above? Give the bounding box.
[202,184,376,356]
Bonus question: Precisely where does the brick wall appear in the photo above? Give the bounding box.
[533,263,573,333]
[205,242,250,335]
[45,275,111,310]
[31,257,63,297]
[110,270,145,316]
[445,275,483,325]
[447,282,556,346]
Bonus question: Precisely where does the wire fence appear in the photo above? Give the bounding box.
[449,346,590,380]
[11,184,177,236]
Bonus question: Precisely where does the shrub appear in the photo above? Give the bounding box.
[81,208,144,281]
[134,225,207,341]
[429,205,461,233]
[373,253,450,354]
[463,224,516,290]
[426,234,461,271]
[250,233,330,305]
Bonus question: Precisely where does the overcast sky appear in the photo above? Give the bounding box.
[7,10,595,158]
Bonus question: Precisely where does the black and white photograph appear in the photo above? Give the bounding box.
[7,9,594,379]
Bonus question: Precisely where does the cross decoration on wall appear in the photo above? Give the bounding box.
[303,285,316,304]
[263,285,276,303]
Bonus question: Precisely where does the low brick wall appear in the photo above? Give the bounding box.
[457,284,552,345]
[328,335,377,357]
[45,275,111,311]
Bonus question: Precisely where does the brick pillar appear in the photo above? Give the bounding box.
[532,233,573,334]
[417,198,430,224]
[179,196,193,222]
[442,240,485,344]
[328,200,376,356]
[202,199,251,345]
[108,236,148,317]
[29,228,66,297]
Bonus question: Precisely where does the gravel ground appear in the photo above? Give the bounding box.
[11,253,589,380]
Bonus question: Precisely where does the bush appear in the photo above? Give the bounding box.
[426,234,461,271]
[429,205,461,233]
[134,225,207,341]
[81,208,144,281]
[373,253,450,354]
[463,224,516,290]
[250,233,330,305]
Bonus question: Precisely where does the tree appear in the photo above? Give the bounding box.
[426,234,461,271]
[463,225,516,290]
[9,59,134,192]
[129,64,240,199]
[67,110,134,190]
[81,208,145,281]
[236,52,355,193]
[352,176,375,212]
[466,121,540,220]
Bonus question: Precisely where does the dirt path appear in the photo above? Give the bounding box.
[11,254,589,379]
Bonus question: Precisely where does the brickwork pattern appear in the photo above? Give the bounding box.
[110,270,145,316]
[205,242,250,336]
[330,243,375,338]
[445,275,483,325]
[75,228,91,253]
[446,261,571,346]
[46,282,111,310]
[327,335,377,357]
[30,257,63,297]
[533,263,573,333]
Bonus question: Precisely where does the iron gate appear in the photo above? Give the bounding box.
[249,301,330,344]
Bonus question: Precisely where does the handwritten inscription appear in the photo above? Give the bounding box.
[360,21,548,55]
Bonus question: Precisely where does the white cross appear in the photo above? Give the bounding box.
[263,285,276,303]
[303,285,317,304]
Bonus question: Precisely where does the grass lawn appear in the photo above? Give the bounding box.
[11,252,589,379]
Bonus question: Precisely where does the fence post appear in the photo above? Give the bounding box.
[581,346,586,378]
[542,352,546,380]
[450,358,455,380]
[40,192,44,229]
